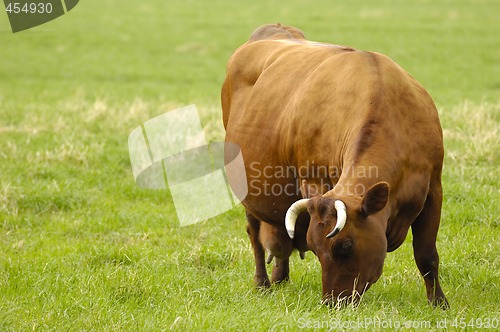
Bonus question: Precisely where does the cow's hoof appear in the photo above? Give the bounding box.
[271,275,290,285]
[254,275,271,288]
[431,296,449,309]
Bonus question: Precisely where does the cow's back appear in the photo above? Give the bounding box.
[222,39,443,226]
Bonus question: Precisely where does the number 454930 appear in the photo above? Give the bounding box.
[452,318,499,329]
[5,2,53,14]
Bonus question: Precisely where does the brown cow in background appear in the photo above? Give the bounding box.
[222,23,448,307]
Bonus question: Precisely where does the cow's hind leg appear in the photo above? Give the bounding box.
[411,183,449,308]
[271,258,290,284]
[246,211,270,288]
[259,222,293,284]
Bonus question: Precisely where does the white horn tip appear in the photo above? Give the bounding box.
[325,228,340,238]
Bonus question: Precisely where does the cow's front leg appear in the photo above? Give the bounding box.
[246,211,270,288]
[411,184,449,308]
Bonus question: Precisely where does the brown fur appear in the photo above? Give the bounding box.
[222,24,448,307]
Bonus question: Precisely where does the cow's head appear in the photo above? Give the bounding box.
[285,180,389,305]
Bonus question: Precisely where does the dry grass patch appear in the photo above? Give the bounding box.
[441,101,499,165]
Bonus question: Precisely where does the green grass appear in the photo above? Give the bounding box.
[1,0,499,330]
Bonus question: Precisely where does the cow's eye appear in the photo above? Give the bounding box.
[333,238,354,258]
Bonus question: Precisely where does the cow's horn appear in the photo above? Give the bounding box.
[285,199,309,239]
[326,200,347,238]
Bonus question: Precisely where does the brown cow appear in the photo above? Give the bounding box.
[222,23,448,307]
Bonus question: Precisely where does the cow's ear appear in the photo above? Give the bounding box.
[361,182,389,215]
[300,180,320,199]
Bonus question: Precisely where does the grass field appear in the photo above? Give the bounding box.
[1,0,499,330]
